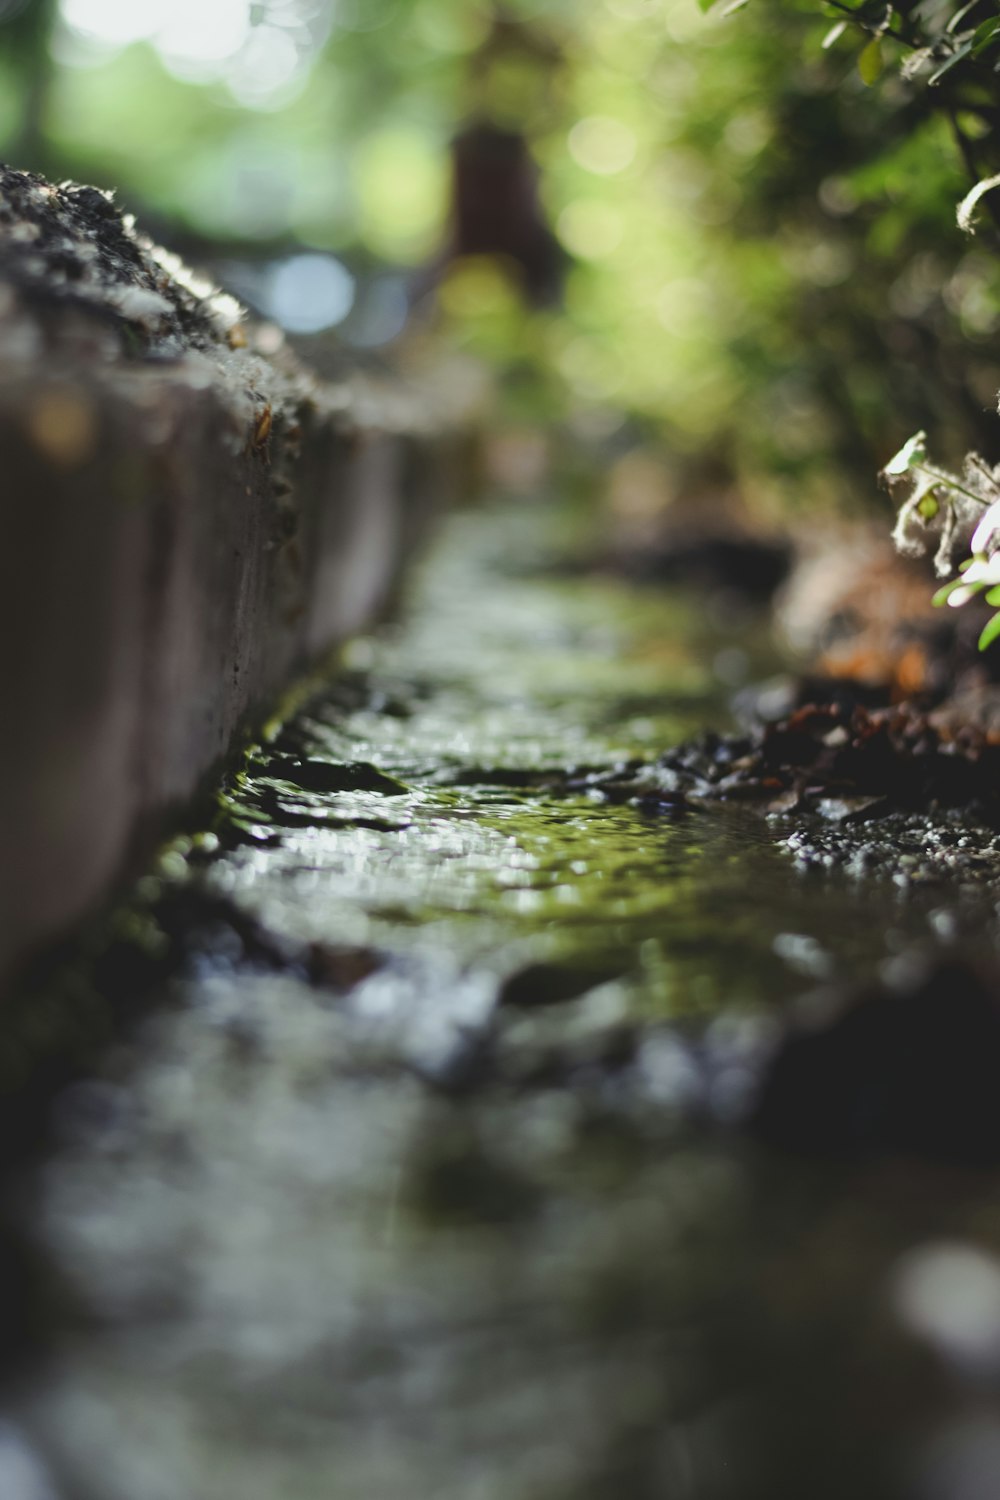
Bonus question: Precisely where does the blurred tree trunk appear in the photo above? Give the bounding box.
[4,0,58,174]
[447,122,565,307]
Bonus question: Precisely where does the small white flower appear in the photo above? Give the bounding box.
[971,498,1000,556]
[946,553,1000,606]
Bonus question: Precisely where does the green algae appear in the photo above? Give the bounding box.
[203,502,972,1027]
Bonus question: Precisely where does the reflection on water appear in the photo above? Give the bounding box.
[11,502,1000,1500]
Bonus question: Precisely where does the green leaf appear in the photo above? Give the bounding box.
[883,431,927,476]
[858,36,884,84]
[931,572,991,606]
[928,38,975,84]
[985,586,1000,606]
[979,612,1000,650]
[971,16,1000,55]
[932,577,971,605]
[948,0,983,32]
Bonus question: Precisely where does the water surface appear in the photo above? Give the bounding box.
[10,500,1000,1500]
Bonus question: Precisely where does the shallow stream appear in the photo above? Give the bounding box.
[8,499,1000,1500]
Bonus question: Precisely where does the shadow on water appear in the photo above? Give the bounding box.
[7,500,1000,1499]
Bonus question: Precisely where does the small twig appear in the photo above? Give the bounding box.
[949,107,1000,236]
[821,0,918,49]
[909,461,991,508]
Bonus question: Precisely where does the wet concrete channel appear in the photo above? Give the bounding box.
[6,497,1000,1499]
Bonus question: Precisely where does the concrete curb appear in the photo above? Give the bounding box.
[0,166,487,990]
[0,352,460,991]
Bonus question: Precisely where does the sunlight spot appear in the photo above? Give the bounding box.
[227,24,302,106]
[556,201,623,260]
[60,0,167,47]
[893,1243,1000,1374]
[556,335,623,400]
[157,0,250,69]
[818,175,859,217]
[772,931,833,979]
[655,276,709,335]
[439,257,520,322]
[724,110,772,159]
[58,0,309,104]
[354,128,447,261]
[348,278,409,348]
[266,254,355,334]
[568,116,637,177]
[0,1425,59,1500]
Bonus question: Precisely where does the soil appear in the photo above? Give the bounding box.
[0,162,241,356]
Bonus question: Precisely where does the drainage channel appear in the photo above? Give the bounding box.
[3,499,999,1500]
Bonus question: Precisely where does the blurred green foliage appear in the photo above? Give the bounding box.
[2,0,1000,510]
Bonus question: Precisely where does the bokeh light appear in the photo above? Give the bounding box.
[57,0,326,105]
[266,253,355,334]
[567,116,637,177]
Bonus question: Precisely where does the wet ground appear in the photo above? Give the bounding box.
[7,499,1000,1499]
